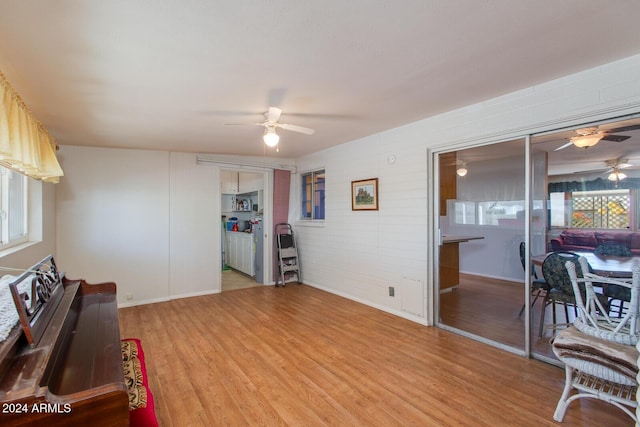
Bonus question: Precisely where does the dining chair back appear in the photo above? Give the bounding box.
[594,241,634,316]
[518,242,549,316]
[542,251,584,298]
[539,252,582,337]
[594,241,633,257]
[539,251,610,337]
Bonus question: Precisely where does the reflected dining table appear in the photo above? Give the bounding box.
[532,251,638,278]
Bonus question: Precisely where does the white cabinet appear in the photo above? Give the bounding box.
[227,233,239,269]
[222,171,263,195]
[221,170,239,194]
[238,172,263,193]
[226,231,254,276]
[239,235,254,276]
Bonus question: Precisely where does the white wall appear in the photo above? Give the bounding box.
[292,131,429,317]
[56,146,172,305]
[169,152,220,298]
[294,54,640,325]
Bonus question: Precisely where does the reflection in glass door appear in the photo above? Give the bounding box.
[437,138,528,352]
[436,116,640,361]
[529,140,550,359]
[529,116,640,361]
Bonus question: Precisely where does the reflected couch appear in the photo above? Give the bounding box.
[550,230,640,255]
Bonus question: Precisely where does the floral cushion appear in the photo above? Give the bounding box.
[123,358,144,389]
[127,384,148,410]
[121,338,158,427]
[121,339,140,362]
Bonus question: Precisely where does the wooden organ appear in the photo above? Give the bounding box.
[0,255,130,426]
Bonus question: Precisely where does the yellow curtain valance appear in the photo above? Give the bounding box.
[0,70,63,183]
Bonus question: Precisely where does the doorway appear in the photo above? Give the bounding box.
[220,168,269,292]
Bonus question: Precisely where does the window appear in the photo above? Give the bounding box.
[452,201,476,225]
[301,169,325,220]
[450,199,544,226]
[0,166,28,248]
[550,189,631,229]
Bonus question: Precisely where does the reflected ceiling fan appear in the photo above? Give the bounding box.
[604,158,632,182]
[554,124,640,151]
[225,107,315,148]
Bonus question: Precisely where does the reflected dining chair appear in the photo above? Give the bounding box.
[540,251,609,338]
[518,242,549,316]
[594,241,633,257]
[594,242,633,317]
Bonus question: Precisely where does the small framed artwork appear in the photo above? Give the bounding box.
[351,178,378,211]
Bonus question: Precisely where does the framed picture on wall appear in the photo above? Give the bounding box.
[351,178,378,211]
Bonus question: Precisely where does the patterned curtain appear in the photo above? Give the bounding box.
[548,177,640,193]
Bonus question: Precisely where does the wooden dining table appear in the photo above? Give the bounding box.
[532,251,638,278]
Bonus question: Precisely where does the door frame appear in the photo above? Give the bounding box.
[428,138,533,358]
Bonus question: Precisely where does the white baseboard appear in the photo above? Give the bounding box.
[300,280,432,327]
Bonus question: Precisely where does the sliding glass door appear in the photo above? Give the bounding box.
[436,115,640,361]
[437,138,528,353]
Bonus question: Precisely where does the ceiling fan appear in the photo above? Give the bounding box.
[554,124,640,151]
[225,107,315,148]
[604,158,633,182]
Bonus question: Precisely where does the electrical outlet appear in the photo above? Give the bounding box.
[388,286,395,297]
[126,293,133,300]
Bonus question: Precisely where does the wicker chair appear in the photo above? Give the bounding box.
[552,256,640,423]
[540,252,609,338]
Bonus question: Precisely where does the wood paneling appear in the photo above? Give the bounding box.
[439,241,460,290]
[439,152,461,291]
[119,285,630,426]
[439,151,457,216]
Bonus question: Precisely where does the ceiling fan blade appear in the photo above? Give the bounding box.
[279,123,315,135]
[554,141,574,151]
[223,122,263,126]
[266,107,282,123]
[608,123,640,133]
[601,134,631,142]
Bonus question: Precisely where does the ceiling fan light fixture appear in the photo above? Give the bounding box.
[608,169,627,182]
[456,162,468,177]
[571,133,603,148]
[263,127,279,147]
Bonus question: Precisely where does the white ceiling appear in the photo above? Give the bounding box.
[1,1,640,159]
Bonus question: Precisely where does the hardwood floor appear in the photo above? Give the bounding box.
[221,268,261,292]
[119,284,632,426]
[440,273,561,358]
